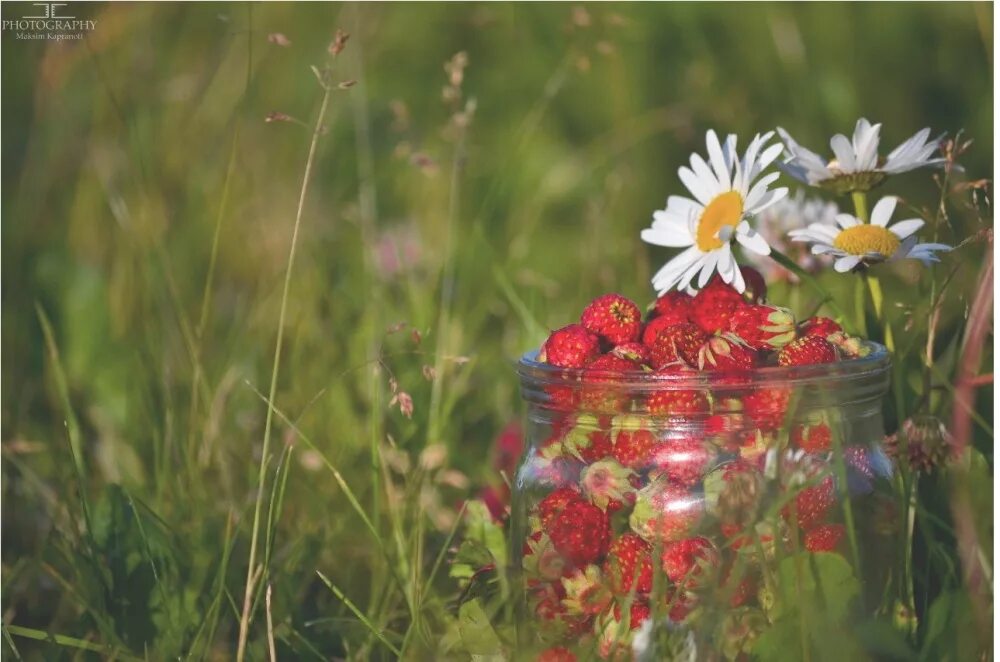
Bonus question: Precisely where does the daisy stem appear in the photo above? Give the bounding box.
[854,276,868,338]
[851,191,869,223]
[864,273,896,353]
[769,248,855,334]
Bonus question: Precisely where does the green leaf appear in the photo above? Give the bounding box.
[462,500,508,568]
[457,600,506,660]
[753,552,863,662]
[919,591,987,662]
[853,619,917,660]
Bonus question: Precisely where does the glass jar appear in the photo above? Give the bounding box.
[512,343,896,660]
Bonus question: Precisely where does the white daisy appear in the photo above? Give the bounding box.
[641,130,788,294]
[777,118,944,194]
[743,189,839,282]
[788,196,951,272]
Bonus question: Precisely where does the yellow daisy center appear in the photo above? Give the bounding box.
[696,191,744,251]
[833,225,900,257]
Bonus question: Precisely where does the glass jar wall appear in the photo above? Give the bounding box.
[512,343,896,660]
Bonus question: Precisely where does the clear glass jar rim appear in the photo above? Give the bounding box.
[515,341,890,390]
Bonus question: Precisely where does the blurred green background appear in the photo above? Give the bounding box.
[1,2,992,658]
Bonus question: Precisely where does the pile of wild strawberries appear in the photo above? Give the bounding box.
[521,266,877,660]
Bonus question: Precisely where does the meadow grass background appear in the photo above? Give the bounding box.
[1,2,994,659]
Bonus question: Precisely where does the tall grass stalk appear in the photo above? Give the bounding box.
[235,68,336,662]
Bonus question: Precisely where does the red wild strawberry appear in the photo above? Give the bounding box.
[612,600,651,630]
[579,354,635,411]
[537,486,583,528]
[742,387,791,431]
[805,523,845,552]
[649,436,716,487]
[792,422,832,452]
[545,500,611,566]
[705,411,745,451]
[697,335,759,372]
[783,476,835,530]
[536,647,577,662]
[799,316,843,339]
[603,533,654,595]
[610,342,652,366]
[778,336,839,367]
[540,324,601,368]
[652,290,694,325]
[647,388,710,417]
[641,314,675,346]
[630,479,703,542]
[690,277,746,334]
[666,588,696,622]
[544,384,578,412]
[727,304,797,351]
[581,293,643,346]
[586,354,638,373]
[661,536,718,588]
[648,322,706,368]
[611,421,657,469]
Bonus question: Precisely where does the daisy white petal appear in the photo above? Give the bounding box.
[744,171,782,209]
[697,251,720,288]
[886,218,924,239]
[777,120,945,193]
[689,154,720,195]
[729,250,746,291]
[757,142,786,172]
[651,209,690,229]
[745,186,788,215]
[651,246,701,292]
[678,255,707,291]
[705,130,733,190]
[869,196,898,227]
[641,226,694,248]
[835,255,862,272]
[735,222,771,256]
[829,134,857,172]
[678,166,713,206]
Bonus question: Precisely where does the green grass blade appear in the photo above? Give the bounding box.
[243,381,409,597]
[316,571,401,657]
[35,304,92,532]
[2,625,23,660]
[6,625,143,661]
